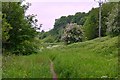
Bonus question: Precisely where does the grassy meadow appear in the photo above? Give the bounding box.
[2,36,118,78]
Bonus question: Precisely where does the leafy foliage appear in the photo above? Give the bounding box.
[71,12,88,25]
[2,14,12,43]
[61,23,83,44]
[2,2,39,55]
[83,3,116,40]
[83,8,99,40]
[106,2,120,36]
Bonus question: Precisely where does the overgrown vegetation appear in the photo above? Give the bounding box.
[2,36,118,78]
[2,1,119,78]
[2,2,40,55]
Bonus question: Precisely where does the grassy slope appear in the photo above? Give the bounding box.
[2,36,118,78]
[52,36,118,78]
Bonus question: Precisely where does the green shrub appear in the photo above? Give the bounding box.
[12,38,40,55]
[61,23,83,44]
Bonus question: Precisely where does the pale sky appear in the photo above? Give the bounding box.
[24,0,99,31]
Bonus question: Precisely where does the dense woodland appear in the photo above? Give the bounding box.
[2,1,120,55]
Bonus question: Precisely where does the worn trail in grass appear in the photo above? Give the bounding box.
[2,36,118,78]
[49,59,57,80]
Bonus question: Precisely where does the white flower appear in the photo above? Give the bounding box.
[101,76,108,78]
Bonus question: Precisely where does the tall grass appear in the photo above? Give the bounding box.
[2,54,52,78]
[48,36,118,78]
[2,36,118,78]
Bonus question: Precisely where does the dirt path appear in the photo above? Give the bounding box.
[49,59,58,80]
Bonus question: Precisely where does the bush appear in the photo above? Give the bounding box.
[61,23,83,44]
[12,38,40,55]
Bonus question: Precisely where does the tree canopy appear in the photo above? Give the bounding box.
[2,2,40,55]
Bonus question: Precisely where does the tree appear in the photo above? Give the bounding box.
[106,2,120,36]
[101,3,116,36]
[83,8,99,40]
[83,3,115,40]
[61,23,83,44]
[71,12,87,25]
[2,2,39,55]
